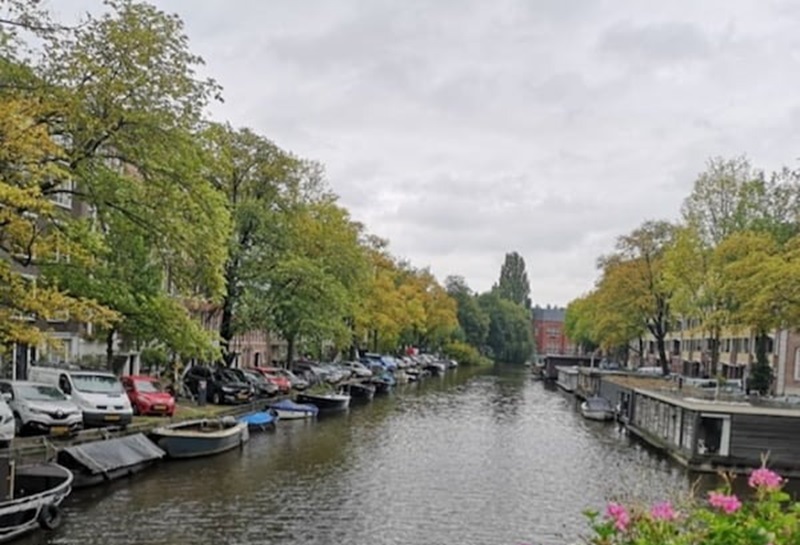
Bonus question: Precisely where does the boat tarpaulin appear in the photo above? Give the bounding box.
[58,433,165,475]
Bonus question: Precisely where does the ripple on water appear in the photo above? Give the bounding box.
[34,367,691,545]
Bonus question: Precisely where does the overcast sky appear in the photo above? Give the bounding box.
[57,1,800,306]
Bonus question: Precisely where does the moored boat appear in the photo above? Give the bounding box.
[150,417,249,459]
[339,382,375,402]
[295,392,351,412]
[238,410,278,432]
[0,463,73,542]
[270,399,318,420]
[424,361,446,376]
[57,433,165,488]
[580,396,615,421]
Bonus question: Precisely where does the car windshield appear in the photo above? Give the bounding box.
[134,380,162,393]
[17,384,67,401]
[218,369,241,382]
[243,371,264,383]
[72,375,123,394]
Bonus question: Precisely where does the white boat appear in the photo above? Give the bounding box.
[580,397,615,421]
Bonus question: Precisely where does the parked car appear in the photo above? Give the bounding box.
[0,381,82,437]
[250,367,292,394]
[121,375,176,416]
[236,369,278,399]
[289,361,326,385]
[28,366,133,428]
[183,366,252,405]
[0,395,14,445]
[278,369,309,391]
[338,361,373,378]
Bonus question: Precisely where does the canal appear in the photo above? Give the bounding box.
[35,365,695,545]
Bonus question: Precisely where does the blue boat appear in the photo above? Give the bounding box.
[270,399,319,420]
[239,410,279,432]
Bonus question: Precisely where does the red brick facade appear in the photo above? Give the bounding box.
[532,306,576,356]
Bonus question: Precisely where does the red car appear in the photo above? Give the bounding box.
[249,367,291,394]
[121,375,176,417]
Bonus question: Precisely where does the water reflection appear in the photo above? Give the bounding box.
[19,366,718,545]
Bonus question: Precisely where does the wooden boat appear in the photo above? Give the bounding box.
[270,399,318,420]
[580,396,615,421]
[295,392,351,412]
[238,411,278,432]
[150,417,249,458]
[57,433,165,488]
[0,463,73,542]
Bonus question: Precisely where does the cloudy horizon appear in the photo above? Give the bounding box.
[58,1,800,306]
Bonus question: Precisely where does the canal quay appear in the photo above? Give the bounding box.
[16,365,706,545]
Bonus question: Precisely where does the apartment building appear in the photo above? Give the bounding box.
[532,305,577,356]
[632,322,800,397]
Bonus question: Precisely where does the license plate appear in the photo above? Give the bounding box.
[237,393,247,400]
[153,405,166,411]
[104,414,121,421]
[50,426,69,435]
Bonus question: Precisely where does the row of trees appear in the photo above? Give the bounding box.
[565,156,800,393]
[0,0,467,369]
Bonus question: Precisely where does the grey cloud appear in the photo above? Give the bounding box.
[598,21,711,64]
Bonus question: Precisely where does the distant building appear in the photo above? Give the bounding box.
[532,305,577,356]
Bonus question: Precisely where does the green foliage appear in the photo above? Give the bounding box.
[495,251,532,308]
[443,341,491,367]
[478,292,533,364]
[445,276,489,349]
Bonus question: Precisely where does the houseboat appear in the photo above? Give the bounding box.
[555,366,579,393]
[625,387,800,476]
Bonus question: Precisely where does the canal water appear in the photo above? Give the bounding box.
[34,365,698,545]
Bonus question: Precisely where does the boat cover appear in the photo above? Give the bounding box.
[239,411,277,427]
[271,399,319,415]
[58,433,165,475]
[585,397,613,411]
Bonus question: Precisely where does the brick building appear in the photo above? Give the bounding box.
[532,305,576,356]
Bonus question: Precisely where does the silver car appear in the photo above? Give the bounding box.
[0,381,83,437]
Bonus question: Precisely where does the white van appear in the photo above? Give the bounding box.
[28,367,133,428]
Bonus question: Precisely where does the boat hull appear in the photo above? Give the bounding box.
[295,393,350,412]
[150,420,249,459]
[0,463,73,543]
[580,406,614,421]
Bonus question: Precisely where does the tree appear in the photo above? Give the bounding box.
[564,293,599,355]
[445,276,489,349]
[0,13,117,347]
[662,226,729,376]
[29,1,232,367]
[255,199,369,365]
[201,123,302,361]
[603,220,675,374]
[682,156,763,246]
[478,292,534,364]
[495,251,532,308]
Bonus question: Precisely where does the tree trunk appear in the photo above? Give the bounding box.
[709,327,720,377]
[286,334,295,369]
[656,334,669,376]
[749,328,774,395]
[219,255,241,366]
[638,337,644,368]
[106,328,115,372]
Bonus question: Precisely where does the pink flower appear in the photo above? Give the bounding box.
[650,501,678,521]
[748,468,783,491]
[605,502,630,532]
[708,491,742,514]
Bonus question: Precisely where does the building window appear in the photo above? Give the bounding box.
[794,348,800,382]
[50,180,74,209]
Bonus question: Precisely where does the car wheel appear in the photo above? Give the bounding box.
[13,414,22,437]
[212,391,221,405]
